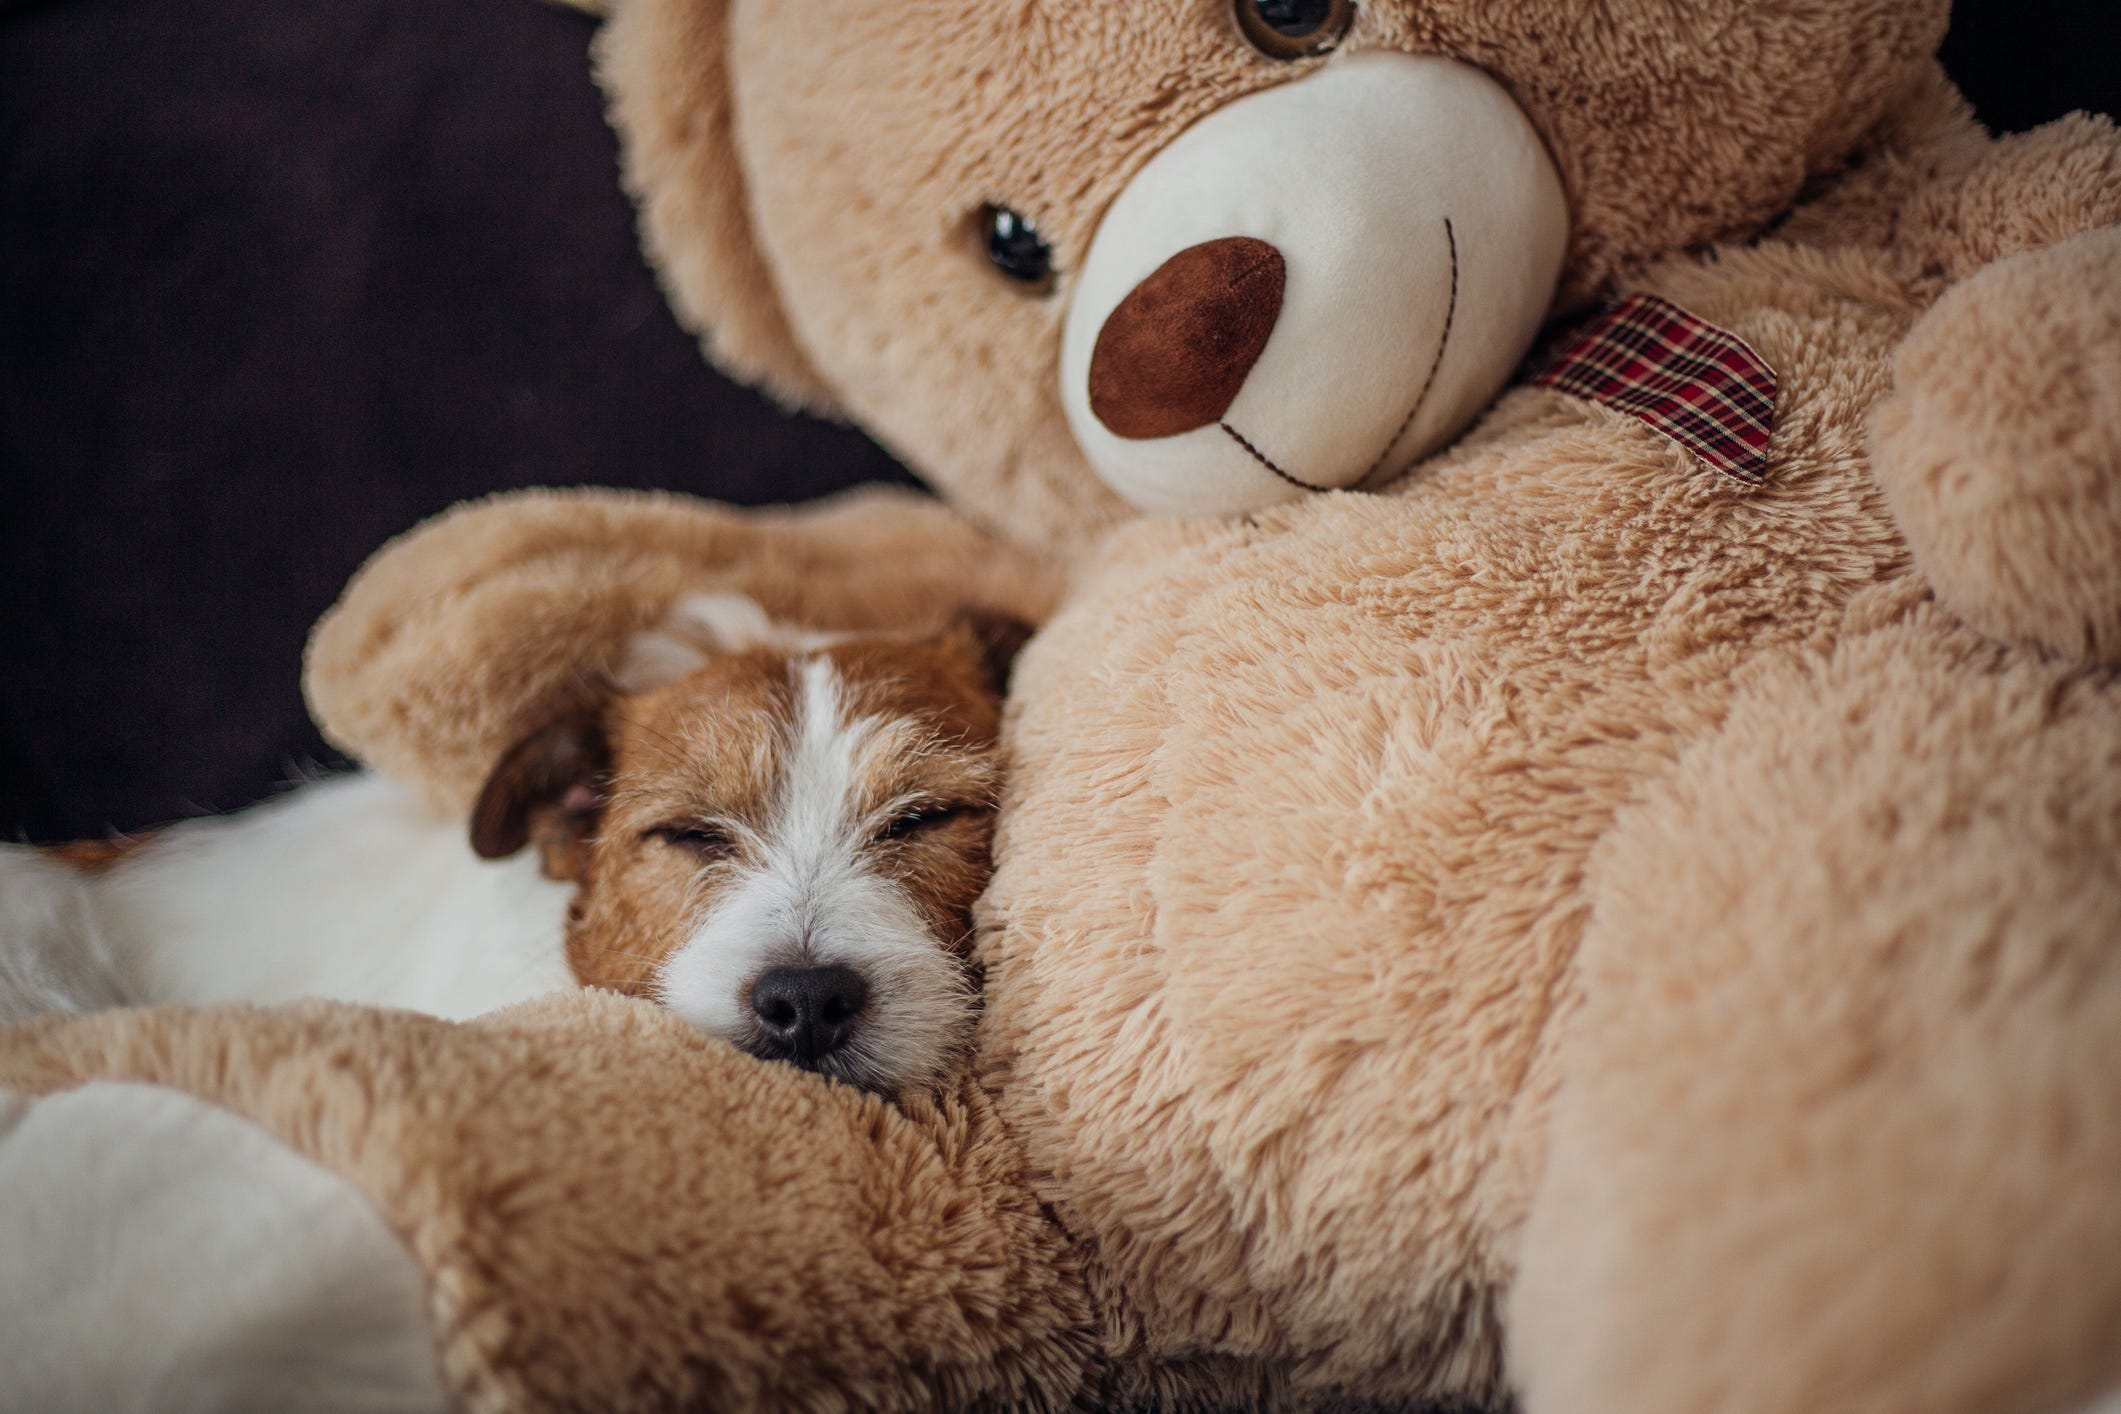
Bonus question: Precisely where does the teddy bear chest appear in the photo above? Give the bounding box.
[991,251,1925,1100]
[1019,247,1929,852]
[998,260,1928,961]
[978,248,1940,1369]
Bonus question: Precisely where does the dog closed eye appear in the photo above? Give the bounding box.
[644,823,740,859]
[877,804,977,841]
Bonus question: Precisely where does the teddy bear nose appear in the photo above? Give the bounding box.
[1086,236,1286,440]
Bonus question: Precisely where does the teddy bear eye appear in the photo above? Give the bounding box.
[1234,0,1355,60]
[979,204,1057,294]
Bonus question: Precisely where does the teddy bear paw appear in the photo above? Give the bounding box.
[1871,226,2121,663]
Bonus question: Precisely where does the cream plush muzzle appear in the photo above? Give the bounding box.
[1059,52,1568,517]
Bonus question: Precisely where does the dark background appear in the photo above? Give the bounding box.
[2,0,2117,842]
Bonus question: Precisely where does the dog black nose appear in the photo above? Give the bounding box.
[750,964,869,1064]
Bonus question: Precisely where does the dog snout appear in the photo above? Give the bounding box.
[750,963,870,1065]
[1086,236,1286,440]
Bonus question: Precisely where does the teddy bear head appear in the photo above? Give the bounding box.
[600,0,1946,541]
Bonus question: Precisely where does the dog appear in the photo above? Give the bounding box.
[0,595,1027,1094]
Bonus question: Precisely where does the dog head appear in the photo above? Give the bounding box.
[470,594,1030,1094]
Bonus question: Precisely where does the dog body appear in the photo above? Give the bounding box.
[0,772,574,1027]
[0,596,1019,1093]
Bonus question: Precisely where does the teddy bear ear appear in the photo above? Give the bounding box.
[593,0,843,417]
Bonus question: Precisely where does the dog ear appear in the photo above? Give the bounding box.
[595,0,841,416]
[469,708,611,882]
[946,610,1038,697]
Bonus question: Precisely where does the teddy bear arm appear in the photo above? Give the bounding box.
[1508,620,2121,1414]
[0,995,1100,1413]
[1870,223,2121,663]
[305,484,1063,813]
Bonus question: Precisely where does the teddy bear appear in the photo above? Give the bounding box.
[6,0,2121,1410]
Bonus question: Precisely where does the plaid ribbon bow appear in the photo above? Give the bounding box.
[1531,293,1778,486]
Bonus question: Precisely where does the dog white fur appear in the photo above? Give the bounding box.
[0,772,574,1028]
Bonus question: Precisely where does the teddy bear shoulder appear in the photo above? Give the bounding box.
[1561,71,2118,410]
[1770,68,2121,287]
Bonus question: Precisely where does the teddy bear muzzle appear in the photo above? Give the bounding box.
[1058,51,1570,517]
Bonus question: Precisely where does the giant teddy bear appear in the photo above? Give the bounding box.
[5,1,2121,1410]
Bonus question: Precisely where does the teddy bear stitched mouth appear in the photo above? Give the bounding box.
[1214,420,1336,493]
[1217,216,1459,497]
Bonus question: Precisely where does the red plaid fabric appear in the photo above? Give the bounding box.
[1531,293,1778,485]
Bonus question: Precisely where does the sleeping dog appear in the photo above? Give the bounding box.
[0,595,1027,1094]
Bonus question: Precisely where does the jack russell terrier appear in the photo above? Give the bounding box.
[0,594,1028,1095]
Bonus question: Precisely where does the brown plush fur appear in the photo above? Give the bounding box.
[598,0,835,413]
[1871,226,2121,662]
[1511,602,2121,1414]
[14,5,2121,1412]
[0,996,1100,1413]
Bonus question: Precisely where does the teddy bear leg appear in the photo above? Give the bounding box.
[1871,226,2121,662]
[0,1081,445,1413]
[305,485,1063,814]
[1507,616,2121,1414]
